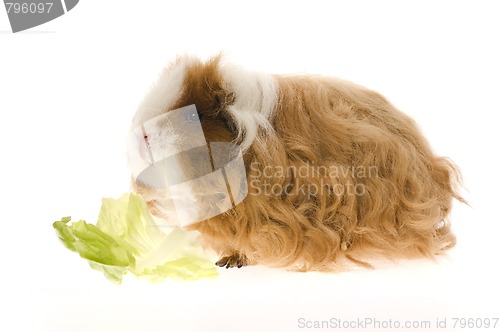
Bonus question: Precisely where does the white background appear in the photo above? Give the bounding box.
[1,1,499,331]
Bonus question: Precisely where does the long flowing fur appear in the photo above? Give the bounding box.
[132,56,464,271]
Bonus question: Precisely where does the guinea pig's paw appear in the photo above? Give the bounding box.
[215,252,248,269]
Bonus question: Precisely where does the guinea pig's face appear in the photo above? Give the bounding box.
[131,56,238,153]
[130,55,277,156]
[128,55,278,226]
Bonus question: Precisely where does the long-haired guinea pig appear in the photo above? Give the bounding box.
[129,55,464,271]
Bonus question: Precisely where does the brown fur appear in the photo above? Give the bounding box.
[133,56,464,271]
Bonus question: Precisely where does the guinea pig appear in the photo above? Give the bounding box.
[128,54,464,271]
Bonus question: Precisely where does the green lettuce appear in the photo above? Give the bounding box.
[53,193,218,284]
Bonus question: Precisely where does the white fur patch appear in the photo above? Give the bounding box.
[220,63,278,150]
[131,57,196,129]
[128,57,195,170]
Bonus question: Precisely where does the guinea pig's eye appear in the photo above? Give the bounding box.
[223,117,237,133]
[186,109,202,123]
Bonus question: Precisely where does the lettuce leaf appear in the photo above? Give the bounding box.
[53,193,218,284]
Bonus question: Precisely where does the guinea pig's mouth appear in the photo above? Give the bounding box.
[128,104,248,227]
